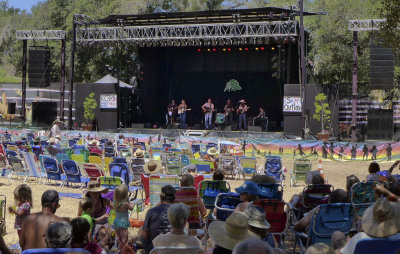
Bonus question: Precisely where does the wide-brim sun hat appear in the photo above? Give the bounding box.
[89,139,100,146]
[133,148,145,158]
[207,147,219,156]
[208,212,254,250]
[244,203,270,229]
[143,160,162,174]
[48,138,56,143]
[362,197,400,237]
[52,119,63,125]
[235,181,261,196]
[86,180,108,194]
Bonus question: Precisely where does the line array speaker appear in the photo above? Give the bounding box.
[370,44,394,90]
[28,48,51,87]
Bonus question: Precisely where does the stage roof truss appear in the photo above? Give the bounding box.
[348,19,386,31]
[16,30,66,40]
[76,20,298,44]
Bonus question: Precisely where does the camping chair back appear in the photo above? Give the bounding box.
[253,200,288,235]
[292,159,312,186]
[258,183,283,200]
[240,157,257,177]
[131,158,145,181]
[63,148,73,159]
[110,163,130,184]
[104,146,116,158]
[165,153,182,175]
[113,157,127,164]
[68,139,77,148]
[179,154,190,169]
[350,181,376,217]
[308,203,354,246]
[119,148,132,158]
[71,154,85,163]
[98,176,124,190]
[80,149,90,162]
[149,246,203,254]
[190,159,212,174]
[174,187,201,227]
[103,157,113,174]
[88,146,103,157]
[73,145,86,155]
[89,155,103,165]
[21,248,89,254]
[7,150,24,172]
[353,239,400,254]
[219,155,236,176]
[0,194,5,235]
[214,192,241,221]
[300,184,334,213]
[43,157,63,181]
[83,163,105,180]
[22,152,41,178]
[198,180,230,209]
[149,175,179,206]
[31,146,43,160]
[265,155,283,182]
[55,153,69,164]
[62,160,82,187]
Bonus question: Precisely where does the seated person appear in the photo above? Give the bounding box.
[70,217,105,254]
[79,197,109,240]
[244,204,276,248]
[234,181,261,213]
[375,181,400,202]
[290,174,325,208]
[153,203,202,249]
[251,175,276,184]
[213,169,225,181]
[366,160,400,182]
[339,198,400,254]
[180,174,207,220]
[45,221,72,248]
[305,243,335,254]
[294,189,348,232]
[233,238,274,254]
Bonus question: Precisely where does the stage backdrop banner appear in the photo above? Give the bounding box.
[100,94,117,109]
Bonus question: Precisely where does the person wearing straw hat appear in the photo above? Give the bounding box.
[48,119,63,138]
[234,181,261,213]
[133,148,145,159]
[88,139,100,147]
[206,212,255,253]
[143,160,162,175]
[236,99,249,131]
[244,204,277,248]
[78,181,111,230]
[339,197,400,254]
[204,147,219,169]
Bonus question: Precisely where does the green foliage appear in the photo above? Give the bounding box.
[0,68,20,83]
[83,92,97,123]
[381,0,400,49]
[313,93,331,132]
[224,79,242,92]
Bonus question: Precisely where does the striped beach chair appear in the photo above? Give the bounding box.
[149,175,179,206]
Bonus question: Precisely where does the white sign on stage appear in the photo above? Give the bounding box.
[283,96,302,112]
[100,94,117,109]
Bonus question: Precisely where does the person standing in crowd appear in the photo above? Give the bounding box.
[224,99,235,124]
[387,143,392,161]
[362,144,369,160]
[48,119,63,138]
[237,99,249,131]
[202,98,214,130]
[178,99,189,128]
[8,184,32,238]
[370,145,378,161]
[167,100,178,125]
[141,185,176,253]
[351,145,357,160]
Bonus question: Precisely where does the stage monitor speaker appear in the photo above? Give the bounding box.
[131,123,145,129]
[144,123,152,128]
[248,126,262,132]
[28,48,51,88]
[370,44,394,90]
[32,102,57,127]
[192,123,201,130]
[7,103,16,115]
[367,109,393,140]
[231,124,238,131]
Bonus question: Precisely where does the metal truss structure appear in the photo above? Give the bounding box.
[348,19,386,32]
[76,21,298,45]
[16,30,66,40]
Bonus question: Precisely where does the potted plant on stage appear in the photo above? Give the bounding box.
[313,93,331,140]
[83,92,97,131]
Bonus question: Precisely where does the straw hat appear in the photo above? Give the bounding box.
[361,197,400,237]
[55,135,62,139]
[208,212,254,250]
[89,139,100,146]
[52,119,63,125]
[48,138,56,144]
[207,147,219,156]
[133,148,145,158]
[239,99,246,104]
[86,181,108,194]
[143,160,162,174]
[244,203,270,230]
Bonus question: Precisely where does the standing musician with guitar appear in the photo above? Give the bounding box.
[224,99,235,124]
[167,100,178,125]
[201,98,215,130]
[237,99,249,130]
[178,99,191,128]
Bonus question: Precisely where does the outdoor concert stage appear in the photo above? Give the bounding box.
[74,7,317,131]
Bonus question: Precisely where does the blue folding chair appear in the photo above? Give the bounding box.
[43,157,65,186]
[354,239,400,254]
[68,139,77,148]
[180,154,190,169]
[110,163,130,184]
[265,155,285,183]
[56,153,70,164]
[113,157,127,164]
[62,159,84,188]
[21,248,89,254]
[257,183,283,200]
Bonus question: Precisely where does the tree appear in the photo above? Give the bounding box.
[381,0,400,49]
[224,79,242,92]
[83,92,97,124]
[313,93,331,132]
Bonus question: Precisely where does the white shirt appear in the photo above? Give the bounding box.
[341,232,400,254]
[48,124,61,138]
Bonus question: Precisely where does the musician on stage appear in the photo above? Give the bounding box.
[224,99,235,124]
[202,98,214,130]
[167,100,178,125]
[237,99,249,130]
[254,107,268,131]
[178,99,189,128]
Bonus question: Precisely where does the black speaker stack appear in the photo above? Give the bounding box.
[28,47,51,88]
[370,44,394,90]
[367,109,393,140]
[7,103,16,115]
[32,102,57,127]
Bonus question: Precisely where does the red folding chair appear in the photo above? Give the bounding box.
[175,187,201,229]
[298,184,333,218]
[83,163,105,181]
[141,173,150,205]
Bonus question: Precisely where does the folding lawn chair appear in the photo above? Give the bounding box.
[22,152,43,183]
[21,248,89,254]
[131,157,145,181]
[165,153,182,175]
[239,157,257,179]
[83,163,105,181]
[265,155,285,183]
[113,157,127,164]
[119,148,132,158]
[297,184,334,219]
[89,155,103,166]
[103,157,113,174]
[55,153,69,164]
[31,145,43,160]
[88,146,103,157]
[43,157,65,186]
[198,180,230,209]
[150,246,203,254]
[293,203,354,251]
[7,150,28,182]
[258,183,283,200]
[179,154,190,171]
[0,194,6,235]
[214,192,241,221]
[290,159,312,187]
[0,144,8,169]
[350,181,376,217]
[98,176,143,203]
[149,175,179,206]
[174,187,201,228]
[354,239,400,254]
[62,160,84,188]
[218,155,236,178]
[191,159,212,174]
[104,146,116,158]
[110,163,130,184]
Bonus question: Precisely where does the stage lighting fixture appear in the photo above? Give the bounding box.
[260,47,265,51]
[239,48,243,51]
[197,49,201,52]
[255,47,259,51]
[223,48,226,51]
[228,48,231,51]
[244,47,248,51]
[207,48,211,52]
[271,46,276,51]
[212,48,216,52]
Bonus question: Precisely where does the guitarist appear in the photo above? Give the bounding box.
[178,99,190,128]
[201,98,215,130]
[167,100,178,125]
[224,99,235,124]
[237,99,249,130]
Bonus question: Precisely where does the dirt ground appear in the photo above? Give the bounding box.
[0,157,395,249]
